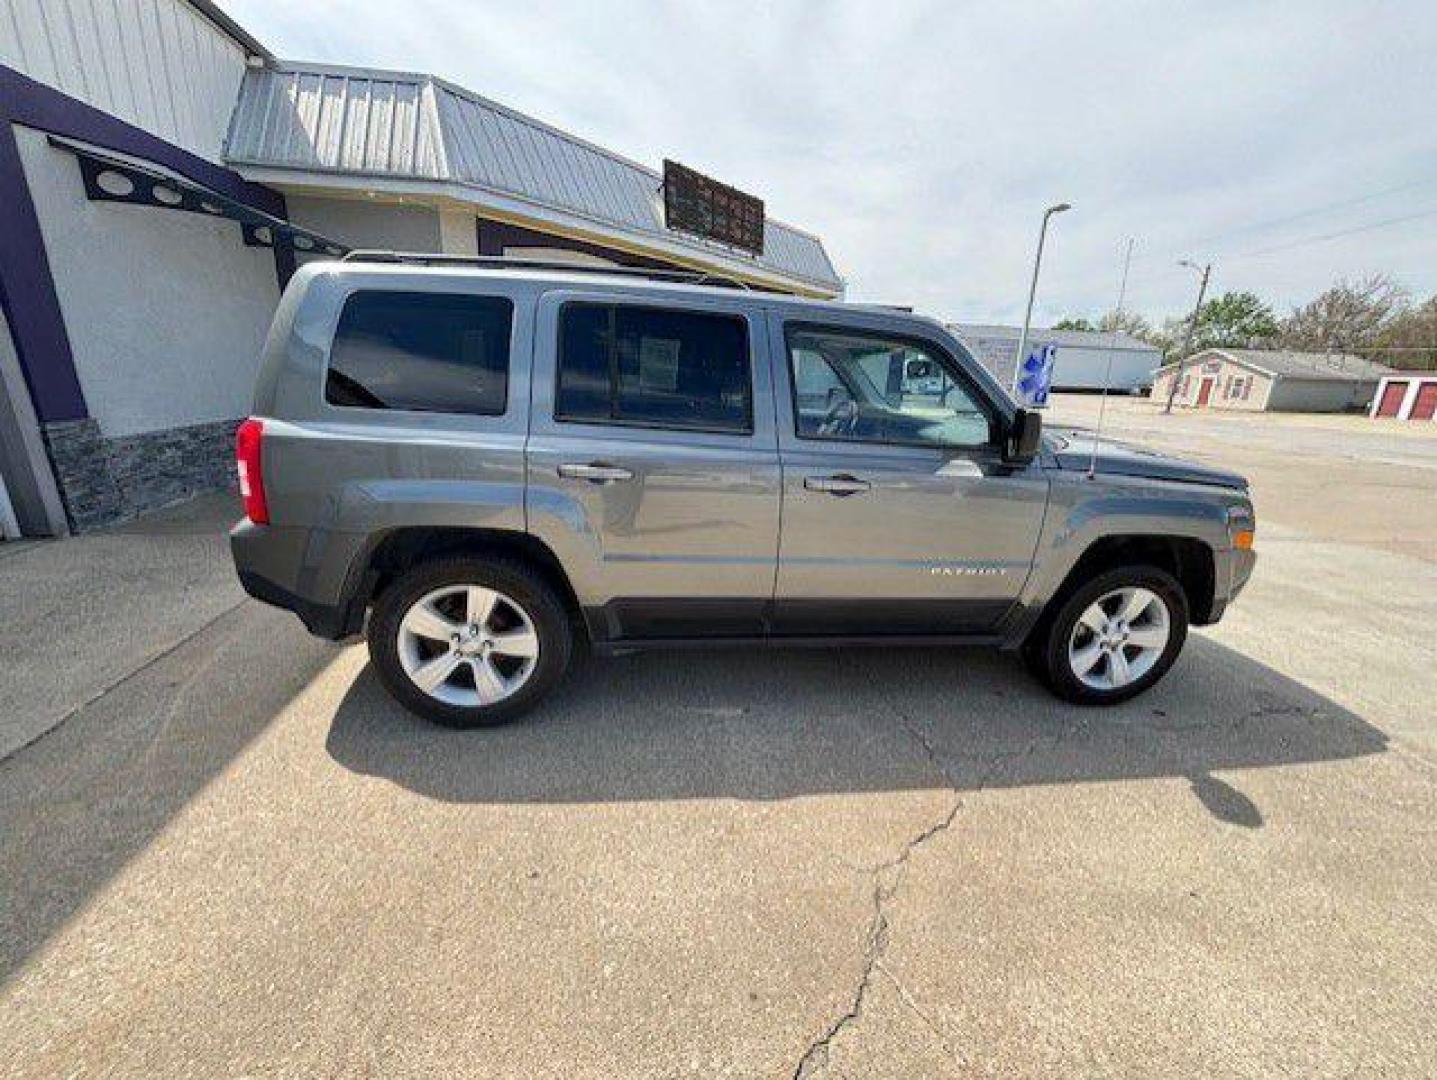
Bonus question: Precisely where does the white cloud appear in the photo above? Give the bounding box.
[225,0,1437,323]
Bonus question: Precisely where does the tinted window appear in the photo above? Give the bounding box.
[326,291,512,415]
[556,304,752,433]
[787,326,994,449]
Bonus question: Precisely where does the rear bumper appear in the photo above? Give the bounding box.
[235,566,352,639]
[230,519,369,640]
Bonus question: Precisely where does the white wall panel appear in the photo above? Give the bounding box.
[16,126,279,437]
[0,0,250,162]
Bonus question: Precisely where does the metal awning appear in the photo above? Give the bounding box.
[48,136,347,257]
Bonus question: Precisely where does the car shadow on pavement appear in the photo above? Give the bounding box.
[325,634,1386,827]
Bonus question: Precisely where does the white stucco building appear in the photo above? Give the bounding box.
[949,323,1162,394]
[0,0,841,537]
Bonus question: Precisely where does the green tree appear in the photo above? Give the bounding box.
[1052,312,1157,342]
[1188,291,1279,352]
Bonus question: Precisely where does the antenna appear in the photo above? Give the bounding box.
[1088,237,1136,478]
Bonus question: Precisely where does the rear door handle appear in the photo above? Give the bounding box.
[557,462,635,484]
[804,474,871,496]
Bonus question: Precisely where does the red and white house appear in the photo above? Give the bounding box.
[1370,374,1437,422]
[1152,349,1393,413]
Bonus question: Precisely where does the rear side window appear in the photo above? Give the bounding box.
[326,291,512,415]
[556,304,752,433]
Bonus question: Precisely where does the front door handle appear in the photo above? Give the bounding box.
[557,462,635,484]
[804,474,871,496]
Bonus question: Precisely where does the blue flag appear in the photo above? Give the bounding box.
[1017,343,1057,407]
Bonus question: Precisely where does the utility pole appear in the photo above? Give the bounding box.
[1164,260,1211,414]
[1012,202,1072,397]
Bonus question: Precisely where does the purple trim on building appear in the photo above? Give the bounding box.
[0,64,291,422]
[476,218,688,272]
[0,65,282,215]
[0,118,87,421]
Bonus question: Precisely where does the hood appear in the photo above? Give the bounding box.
[1047,428,1248,490]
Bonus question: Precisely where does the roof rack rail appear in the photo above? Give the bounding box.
[337,250,759,291]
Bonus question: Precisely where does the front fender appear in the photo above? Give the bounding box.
[1001,472,1249,646]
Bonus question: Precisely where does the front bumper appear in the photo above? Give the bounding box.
[1203,545,1256,624]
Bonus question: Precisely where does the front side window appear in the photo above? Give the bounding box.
[556,304,752,433]
[326,291,512,415]
[787,326,994,449]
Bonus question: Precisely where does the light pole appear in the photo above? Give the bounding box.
[1164,259,1211,414]
[1012,202,1072,397]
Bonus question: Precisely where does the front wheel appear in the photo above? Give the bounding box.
[368,557,572,728]
[1031,565,1189,706]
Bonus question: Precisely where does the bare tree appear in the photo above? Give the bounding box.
[1373,295,1437,371]
[1096,309,1154,339]
[1277,274,1408,355]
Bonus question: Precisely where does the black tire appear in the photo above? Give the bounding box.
[368,557,572,728]
[1031,564,1189,706]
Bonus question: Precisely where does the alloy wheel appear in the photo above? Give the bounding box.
[1066,586,1171,691]
[396,584,540,708]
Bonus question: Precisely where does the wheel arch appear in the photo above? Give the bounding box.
[1020,533,1217,649]
[346,526,587,642]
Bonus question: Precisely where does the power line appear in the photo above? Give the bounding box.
[1132,176,1437,262]
[1224,205,1437,260]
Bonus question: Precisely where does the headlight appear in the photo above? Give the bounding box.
[1226,505,1255,551]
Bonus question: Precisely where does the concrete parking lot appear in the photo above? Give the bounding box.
[2,396,1434,1078]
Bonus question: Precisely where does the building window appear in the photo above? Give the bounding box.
[326,291,512,415]
[556,303,753,433]
[1242,377,1254,400]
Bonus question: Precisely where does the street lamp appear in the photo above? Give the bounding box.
[1012,202,1072,396]
[1163,259,1212,414]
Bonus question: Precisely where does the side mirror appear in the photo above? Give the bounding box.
[1003,408,1042,464]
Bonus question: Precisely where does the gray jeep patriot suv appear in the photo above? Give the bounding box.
[231,255,1256,727]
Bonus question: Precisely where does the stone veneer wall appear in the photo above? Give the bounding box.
[41,417,237,532]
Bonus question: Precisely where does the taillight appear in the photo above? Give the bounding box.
[235,418,268,524]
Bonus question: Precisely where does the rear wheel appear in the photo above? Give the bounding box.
[1031,565,1188,705]
[368,557,572,727]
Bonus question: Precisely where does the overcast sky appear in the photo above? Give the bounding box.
[225,0,1437,326]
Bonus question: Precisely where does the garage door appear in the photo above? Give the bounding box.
[1376,381,1408,417]
[1412,382,1437,421]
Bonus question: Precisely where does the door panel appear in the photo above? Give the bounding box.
[526,292,780,640]
[769,313,1050,636]
[774,445,1047,633]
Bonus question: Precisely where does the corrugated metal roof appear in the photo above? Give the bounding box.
[950,323,1161,353]
[224,62,841,291]
[1166,349,1395,382]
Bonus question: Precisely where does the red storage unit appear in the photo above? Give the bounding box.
[1376,381,1408,417]
[1413,382,1437,421]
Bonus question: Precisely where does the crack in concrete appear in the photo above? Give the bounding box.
[874,959,958,1060]
[792,696,1078,1078]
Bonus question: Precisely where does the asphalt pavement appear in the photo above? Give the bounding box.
[2,397,1433,1078]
